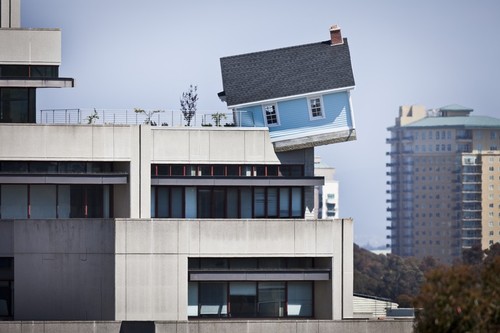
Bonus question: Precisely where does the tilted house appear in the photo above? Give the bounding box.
[219,25,356,152]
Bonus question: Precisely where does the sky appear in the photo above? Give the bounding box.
[22,0,500,248]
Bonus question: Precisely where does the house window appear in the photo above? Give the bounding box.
[308,97,324,119]
[263,104,279,126]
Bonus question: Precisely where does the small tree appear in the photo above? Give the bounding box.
[86,108,99,124]
[211,112,226,127]
[180,85,198,126]
[134,108,163,125]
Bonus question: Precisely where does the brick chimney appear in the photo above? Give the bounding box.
[330,25,343,46]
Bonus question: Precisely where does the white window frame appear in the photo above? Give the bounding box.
[262,103,280,127]
[307,96,325,120]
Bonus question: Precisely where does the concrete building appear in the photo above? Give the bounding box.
[352,294,399,319]
[0,0,357,324]
[314,157,340,219]
[387,104,500,263]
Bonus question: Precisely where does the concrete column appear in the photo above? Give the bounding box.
[128,126,141,218]
[1,0,21,28]
[139,125,152,218]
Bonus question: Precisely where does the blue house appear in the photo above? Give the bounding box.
[218,25,356,152]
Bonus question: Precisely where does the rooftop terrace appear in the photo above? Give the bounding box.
[38,108,248,127]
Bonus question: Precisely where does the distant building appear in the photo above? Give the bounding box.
[352,294,399,319]
[0,0,357,322]
[314,157,339,219]
[387,104,500,263]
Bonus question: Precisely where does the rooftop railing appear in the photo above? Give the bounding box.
[38,108,255,127]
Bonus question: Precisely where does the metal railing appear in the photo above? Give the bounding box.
[39,108,256,127]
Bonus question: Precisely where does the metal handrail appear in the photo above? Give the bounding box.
[38,108,257,127]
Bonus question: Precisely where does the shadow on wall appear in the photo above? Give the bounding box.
[119,321,155,333]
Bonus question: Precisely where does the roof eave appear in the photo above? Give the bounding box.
[226,85,355,109]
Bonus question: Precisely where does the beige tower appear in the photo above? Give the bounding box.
[387,105,500,263]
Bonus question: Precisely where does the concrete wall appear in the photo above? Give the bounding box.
[150,127,279,164]
[115,218,353,321]
[0,124,136,161]
[0,320,414,333]
[1,218,354,322]
[0,219,116,320]
[0,29,60,65]
[0,124,140,217]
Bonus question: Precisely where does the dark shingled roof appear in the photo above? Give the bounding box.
[220,38,355,107]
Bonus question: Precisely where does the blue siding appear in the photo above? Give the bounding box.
[276,99,309,130]
[235,105,265,127]
[234,90,352,131]
[323,92,352,128]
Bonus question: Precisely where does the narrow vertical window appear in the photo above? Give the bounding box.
[258,282,286,317]
[267,188,278,217]
[254,187,266,218]
[240,188,252,218]
[263,104,279,126]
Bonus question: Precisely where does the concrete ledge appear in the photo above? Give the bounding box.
[0,320,414,333]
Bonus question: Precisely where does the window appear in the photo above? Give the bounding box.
[152,186,304,219]
[0,258,14,320]
[0,184,111,219]
[191,281,312,319]
[0,88,36,123]
[308,97,324,119]
[263,104,279,126]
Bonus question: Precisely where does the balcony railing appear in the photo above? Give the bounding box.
[38,108,253,127]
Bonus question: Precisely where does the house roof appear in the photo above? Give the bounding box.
[405,116,500,128]
[439,104,474,112]
[219,38,355,107]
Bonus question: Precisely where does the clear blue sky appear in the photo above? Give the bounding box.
[23,0,500,248]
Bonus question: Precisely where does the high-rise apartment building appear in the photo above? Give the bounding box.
[0,0,357,324]
[387,105,500,263]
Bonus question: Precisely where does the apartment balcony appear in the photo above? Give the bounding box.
[462,166,482,174]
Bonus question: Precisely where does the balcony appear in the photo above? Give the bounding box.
[0,29,61,65]
[401,135,413,142]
